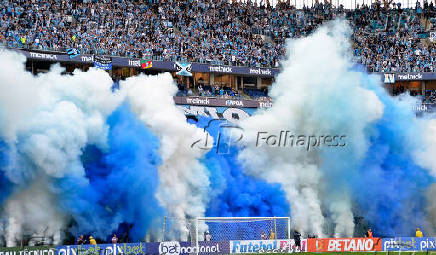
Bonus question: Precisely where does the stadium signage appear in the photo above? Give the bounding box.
[307,238,382,252]
[128,59,141,67]
[249,68,272,76]
[384,73,395,84]
[158,241,221,255]
[29,52,57,60]
[12,49,436,80]
[259,101,272,108]
[225,100,244,107]
[229,239,306,253]
[185,97,210,105]
[382,237,436,251]
[230,240,278,253]
[0,247,55,255]
[397,73,423,81]
[209,66,233,73]
[81,56,94,62]
[174,96,262,108]
[177,105,253,123]
[56,243,146,255]
[413,104,429,112]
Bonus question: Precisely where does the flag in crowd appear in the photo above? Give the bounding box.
[141,60,152,69]
[67,48,81,59]
[94,55,112,70]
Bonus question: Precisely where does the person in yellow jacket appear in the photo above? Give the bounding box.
[269,230,275,239]
[416,228,423,237]
[89,236,97,245]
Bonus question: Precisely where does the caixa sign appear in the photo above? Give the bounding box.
[157,241,227,255]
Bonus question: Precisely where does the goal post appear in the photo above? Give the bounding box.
[161,216,291,248]
[195,217,291,249]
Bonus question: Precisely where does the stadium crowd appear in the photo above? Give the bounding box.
[0,0,434,72]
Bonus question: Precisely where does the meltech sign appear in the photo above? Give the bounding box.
[192,63,278,77]
[307,238,382,252]
[382,72,436,82]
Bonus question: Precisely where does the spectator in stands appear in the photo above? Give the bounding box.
[0,0,434,72]
[365,228,373,238]
[261,231,267,240]
[89,236,97,245]
[76,235,85,245]
[416,227,424,237]
[269,229,276,240]
[112,234,118,244]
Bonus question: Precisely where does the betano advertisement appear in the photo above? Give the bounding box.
[307,238,382,252]
[229,239,307,253]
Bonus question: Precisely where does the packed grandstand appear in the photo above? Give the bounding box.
[0,0,434,72]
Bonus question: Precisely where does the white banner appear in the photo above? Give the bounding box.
[230,239,307,253]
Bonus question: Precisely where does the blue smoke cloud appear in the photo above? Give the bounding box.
[191,117,290,239]
[351,78,434,236]
[56,103,164,241]
[317,72,434,237]
[0,140,13,206]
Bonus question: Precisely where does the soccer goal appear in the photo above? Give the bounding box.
[162,216,291,243]
[194,217,291,245]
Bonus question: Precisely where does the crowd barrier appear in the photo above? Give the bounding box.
[2,237,436,254]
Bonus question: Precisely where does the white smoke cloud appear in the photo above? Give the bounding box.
[122,74,211,239]
[414,119,436,177]
[413,118,436,232]
[4,180,65,246]
[238,20,383,237]
[0,50,123,245]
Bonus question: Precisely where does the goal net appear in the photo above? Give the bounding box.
[195,217,291,242]
[162,217,291,243]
